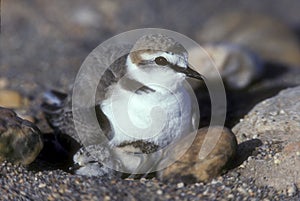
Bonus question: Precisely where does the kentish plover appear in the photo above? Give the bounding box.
[43,34,204,176]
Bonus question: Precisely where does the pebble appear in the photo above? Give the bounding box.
[237,187,248,195]
[104,195,111,201]
[273,159,280,165]
[0,78,9,89]
[72,7,100,27]
[0,90,23,108]
[156,189,163,195]
[227,194,234,199]
[287,184,298,197]
[159,126,237,183]
[38,183,46,188]
[177,182,184,188]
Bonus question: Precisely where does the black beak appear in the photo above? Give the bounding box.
[170,64,204,80]
[183,65,204,80]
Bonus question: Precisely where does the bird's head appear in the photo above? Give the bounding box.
[126,34,203,83]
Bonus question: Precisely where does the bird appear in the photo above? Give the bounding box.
[42,34,204,176]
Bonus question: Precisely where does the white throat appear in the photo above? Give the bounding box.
[125,56,186,90]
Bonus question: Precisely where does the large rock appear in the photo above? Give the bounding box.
[159,126,237,183]
[233,86,300,192]
[197,12,300,67]
[0,107,43,165]
[188,43,263,90]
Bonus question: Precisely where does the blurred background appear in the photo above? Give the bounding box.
[1,0,300,95]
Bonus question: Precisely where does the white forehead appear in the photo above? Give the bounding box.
[141,52,188,68]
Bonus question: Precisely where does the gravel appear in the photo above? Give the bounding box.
[1,1,300,200]
[0,161,299,200]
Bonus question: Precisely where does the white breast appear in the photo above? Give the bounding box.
[100,78,195,148]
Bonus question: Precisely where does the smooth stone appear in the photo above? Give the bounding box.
[233,86,300,191]
[15,112,35,123]
[0,78,9,89]
[197,11,300,67]
[0,90,23,108]
[158,126,237,183]
[0,107,43,165]
[189,43,263,89]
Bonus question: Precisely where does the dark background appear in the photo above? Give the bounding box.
[1,0,300,94]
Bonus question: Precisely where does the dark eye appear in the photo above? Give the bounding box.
[155,57,168,66]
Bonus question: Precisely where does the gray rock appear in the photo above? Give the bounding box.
[233,86,300,142]
[188,43,263,89]
[197,11,300,67]
[233,86,300,191]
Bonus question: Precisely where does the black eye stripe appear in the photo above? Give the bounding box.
[155,56,169,66]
